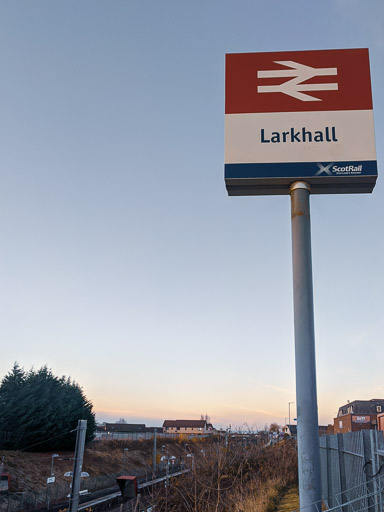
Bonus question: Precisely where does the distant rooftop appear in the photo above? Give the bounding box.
[337,399,384,417]
[163,419,207,428]
[104,423,146,433]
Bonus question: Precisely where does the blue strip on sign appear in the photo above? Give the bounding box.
[225,161,378,179]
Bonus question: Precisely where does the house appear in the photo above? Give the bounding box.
[333,399,384,434]
[282,424,297,437]
[162,419,215,435]
[378,413,384,432]
[323,424,334,436]
[104,423,147,434]
[95,423,163,440]
[282,424,331,437]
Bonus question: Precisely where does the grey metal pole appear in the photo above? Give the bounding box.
[289,401,295,430]
[290,181,321,511]
[69,420,87,512]
[46,454,58,510]
[152,429,157,476]
[123,448,129,475]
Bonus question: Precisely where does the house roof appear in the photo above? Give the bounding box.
[104,423,146,433]
[337,399,384,417]
[145,427,163,433]
[163,419,206,428]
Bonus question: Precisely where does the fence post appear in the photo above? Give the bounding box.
[337,434,347,512]
[370,430,381,512]
[325,435,332,508]
[362,430,376,512]
[376,431,384,512]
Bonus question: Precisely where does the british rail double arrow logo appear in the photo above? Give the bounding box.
[257,61,338,102]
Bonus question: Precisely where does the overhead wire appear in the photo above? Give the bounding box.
[19,428,77,452]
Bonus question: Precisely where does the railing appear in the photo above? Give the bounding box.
[0,464,188,511]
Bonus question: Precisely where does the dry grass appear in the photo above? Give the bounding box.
[275,486,299,512]
[230,477,284,512]
[154,439,298,512]
[231,481,299,512]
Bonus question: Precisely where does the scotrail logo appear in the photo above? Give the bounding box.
[257,61,338,102]
[315,163,363,176]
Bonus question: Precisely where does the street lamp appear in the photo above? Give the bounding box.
[47,454,59,510]
[123,448,129,475]
[289,402,295,430]
[50,454,59,476]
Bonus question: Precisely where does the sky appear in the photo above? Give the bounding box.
[0,0,383,431]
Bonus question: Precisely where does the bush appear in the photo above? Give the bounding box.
[153,438,298,512]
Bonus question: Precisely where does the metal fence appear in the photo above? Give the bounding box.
[319,429,384,512]
[0,472,121,511]
[95,431,177,441]
[94,431,217,441]
[0,464,186,511]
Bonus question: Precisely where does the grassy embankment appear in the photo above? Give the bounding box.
[0,438,183,492]
[1,437,299,511]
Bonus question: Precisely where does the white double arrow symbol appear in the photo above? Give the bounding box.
[257,61,338,102]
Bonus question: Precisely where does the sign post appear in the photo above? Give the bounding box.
[225,48,377,511]
[290,181,321,509]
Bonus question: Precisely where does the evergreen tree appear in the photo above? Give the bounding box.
[0,363,96,451]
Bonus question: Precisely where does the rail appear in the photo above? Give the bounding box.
[78,468,190,510]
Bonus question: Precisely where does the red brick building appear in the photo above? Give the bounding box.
[378,413,384,432]
[333,399,384,434]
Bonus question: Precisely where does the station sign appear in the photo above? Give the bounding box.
[225,48,377,195]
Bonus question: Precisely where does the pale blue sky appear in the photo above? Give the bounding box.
[0,0,383,429]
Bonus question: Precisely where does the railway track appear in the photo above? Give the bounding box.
[78,468,189,510]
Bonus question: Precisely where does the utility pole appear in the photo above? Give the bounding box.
[289,402,295,428]
[290,182,321,511]
[69,420,87,512]
[152,429,157,477]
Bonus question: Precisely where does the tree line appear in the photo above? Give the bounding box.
[0,363,96,451]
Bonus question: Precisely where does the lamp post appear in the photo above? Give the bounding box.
[51,454,59,476]
[288,402,295,429]
[152,429,157,477]
[47,454,59,510]
[123,448,129,475]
